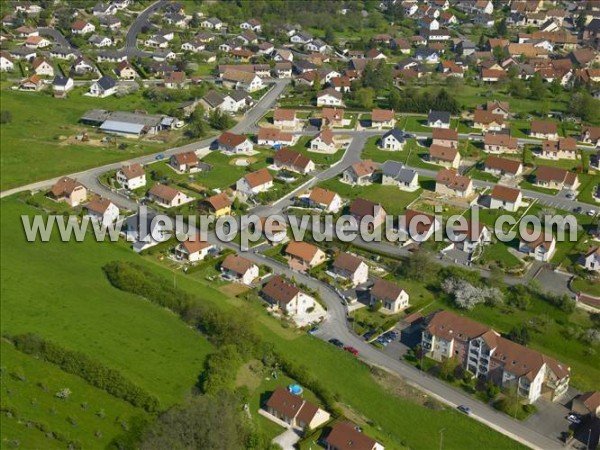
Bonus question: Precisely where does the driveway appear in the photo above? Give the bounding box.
[272,428,302,450]
[524,396,573,443]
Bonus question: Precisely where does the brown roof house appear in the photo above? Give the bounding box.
[174,235,214,262]
[116,164,146,190]
[217,131,254,154]
[257,127,297,147]
[571,391,600,419]
[530,120,558,140]
[264,387,330,430]
[519,233,557,262]
[482,156,523,177]
[371,109,395,129]
[486,100,511,118]
[398,209,441,242]
[534,166,579,191]
[169,151,199,172]
[325,421,383,450]
[310,128,337,153]
[49,177,87,207]
[447,219,491,254]
[580,247,600,273]
[483,133,519,154]
[473,109,505,132]
[284,241,327,272]
[220,254,259,285]
[342,160,377,185]
[321,107,346,128]
[273,108,298,129]
[370,278,409,313]
[85,197,119,227]
[428,145,461,169]
[580,126,600,146]
[331,252,369,287]
[349,198,387,231]
[236,168,274,196]
[490,185,523,212]
[435,169,474,198]
[261,275,316,315]
[432,128,459,148]
[423,310,570,403]
[201,192,232,218]
[539,138,578,160]
[308,187,343,213]
[147,183,190,208]
[273,148,315,174]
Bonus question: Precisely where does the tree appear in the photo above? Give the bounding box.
[355,87,374,109]
[324,27,336,45]
[576,13,587,32]
[506,325,530,345]
[528,73,546,99]
[492,45,508,62]
[569,90,600,122]
[208,109,234,130]
[494,18,507,37]
[396,250,436,282]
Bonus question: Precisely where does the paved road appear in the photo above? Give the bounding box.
[123,0,166,55]
[38,27,72,48]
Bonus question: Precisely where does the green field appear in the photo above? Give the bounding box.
[1,196,528,449]
[0,84,184,191]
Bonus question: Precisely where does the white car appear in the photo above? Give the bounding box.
[566,413,581,424]
[588,209,597,217]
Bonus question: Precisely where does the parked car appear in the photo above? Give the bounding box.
[457,405,471,415]
[155,153,165,160]
[588,209,597,217]
[363,330,376,341]
[566,413,581,424]
[344,346,359,356]
[308,326,319,335]
[566,192,576,199]
[574,206,583,214]
[328,338,344,348]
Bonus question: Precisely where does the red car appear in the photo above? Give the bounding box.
[344,346,359,356]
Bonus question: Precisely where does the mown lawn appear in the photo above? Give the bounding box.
[1,196,527,450]
[0,84,182,190]
[1,341,148,449]
[196,150,270,190]
[1,199,213,409]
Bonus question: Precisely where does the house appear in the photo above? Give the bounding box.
[490,185,523,212]
[49,177,87,207]
[343,160,377,185]
[201,90,241,113]
[519,234,556,262]
[89,35,112,48]
[174,236,213,262]
[86,197,119,227]
[24,35,50,48]
[240,18,261,32]
[381,161,419,192]
[32,57,53,76]
[483,134,519,154]
[321,108,345,128]
[170,151,199,172]
[88,75,116,97]
[221,254,259,285]
[331,252,369,286]
[427,110,451,128]
[201,17,223,29]
[435,169,473,198]
[580,126,600,146]
[539,138,578,160]
[285,241,327,271]
[217,132,254,154]
[449,220,491,253]
[273,108,298,129]
[0,52,14,72]
[99,15,122,30]
[534,166,580,191]
[261,275,315,315]
[486,100,511,118]
[18,74,43,91]
[325,422,384,450]
[72,20,95,35]
[310,129,337,153]
[290,31,313,45]
[483,156,523,177]
[371,109,395,128]
[308,187,342,213]
[72,57,95,74]
[429,145,461,169]
[530,120,558,140]
[431,128,458,148]
[265,387,330,430]
[147,183,189,208]
[399,209,440,242]
[236,168,274,195]
[580,247,600,272]
[181,38,206,53]
[201,192,232,218]
[380,129,405,151]
[273,148,315,174]
[422,310,570,403]
[52,75,74,96]
[258,216,288,245]
[306,39,328,53]
[371,278,410,313]
[473,110,505,132]
[349,198,387,231]
[16,26,38,38]
[440,60,464,78]
[9,47,37,61]
[257,127,296,148]
[317,88,343,107]
[221,70,264,92]
[415,47,440,64]
[116,164,146,190]
[163,71,186,89]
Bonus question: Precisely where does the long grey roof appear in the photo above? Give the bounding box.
[382,160,418,184]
